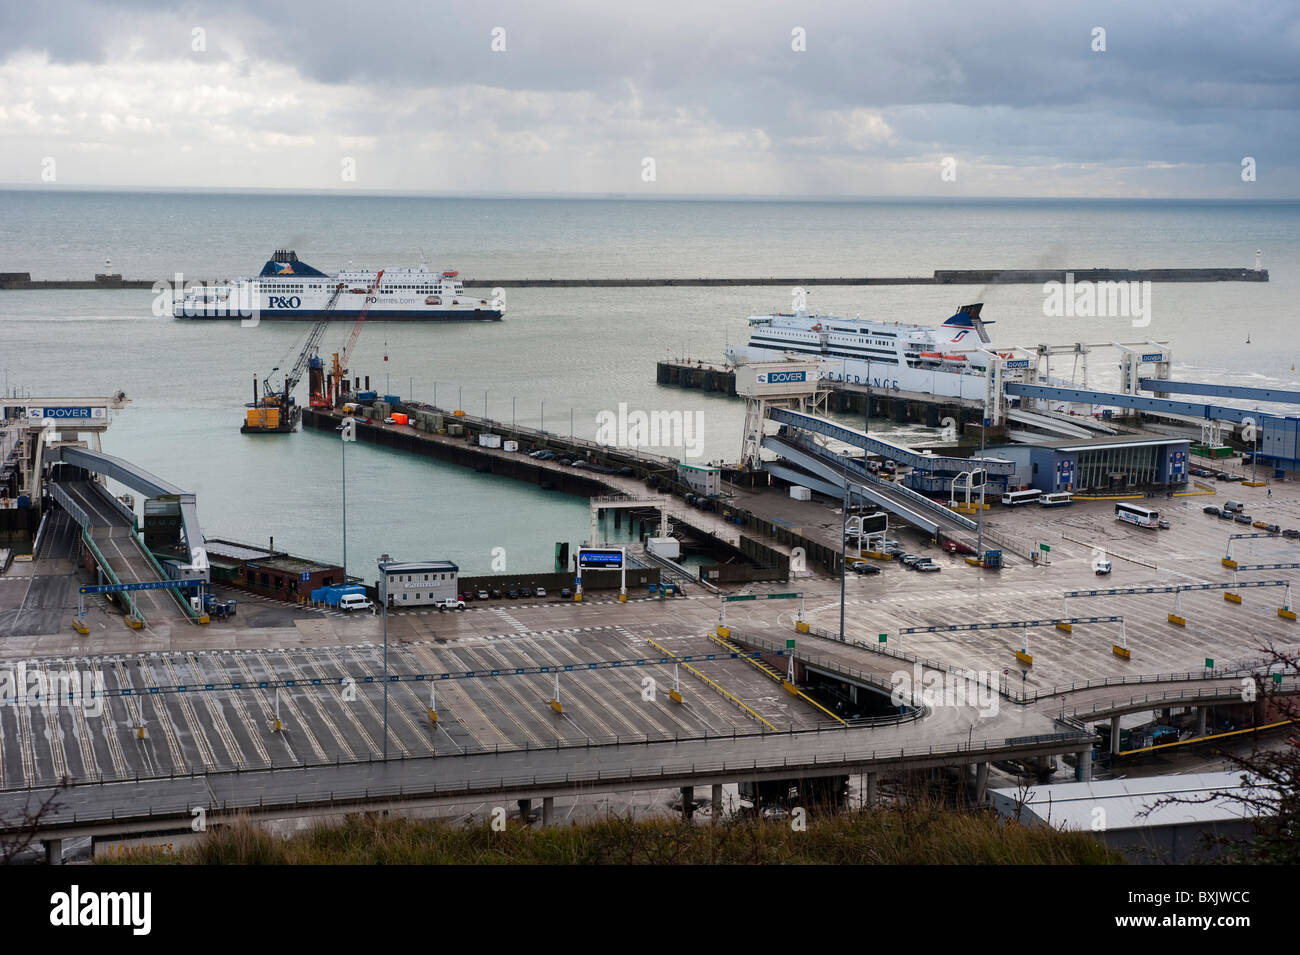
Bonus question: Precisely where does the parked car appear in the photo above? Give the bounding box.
[506,588,519,599]
[433,597,466,611]
[851,562,881,575]
[383,417,396,425]
[1265,524,1281,535]
[1234,513,1253,524]
[489,588,503,599]
[1203,506,1220,516]
[535,587,547,597]
[477,589,490,600]
[1218,510,1236,520]
[1252,520,1270,529]
[1095,559,1113,576]
[915,561,942,573]
[460,591,473,602]
[1284,529,1300,540]
[1157,519,1171,529]
[900,554,923,568]
[560,588,572,598]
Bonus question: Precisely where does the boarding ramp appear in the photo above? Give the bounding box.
[50,445,203,564]
[762,434,972,539]
[1005,407,1095,439]
[767,407,1014,478]
[48,478,198,625]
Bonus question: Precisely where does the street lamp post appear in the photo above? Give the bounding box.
[512,396,516,429]
[336,423,348,578]
[839,482,851,643]
[377,553,391,758]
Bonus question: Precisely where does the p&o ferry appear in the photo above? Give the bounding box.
[725,296,1007,401]
[174,251,503,321]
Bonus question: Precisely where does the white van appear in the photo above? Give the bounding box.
[1223,500,1244,513]
[339,593,374,612]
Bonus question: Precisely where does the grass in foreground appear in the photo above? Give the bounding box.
[103,805,1124,865]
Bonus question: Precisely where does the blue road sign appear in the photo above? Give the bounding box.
[80,579,206,595]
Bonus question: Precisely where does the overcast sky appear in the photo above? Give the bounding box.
[1,0,1296,197]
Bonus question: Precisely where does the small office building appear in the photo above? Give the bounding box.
[988,435,1191,494]
[677,463,722,497]
[379,560,459,606]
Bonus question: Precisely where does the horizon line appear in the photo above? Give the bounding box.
[0,185,1295,203]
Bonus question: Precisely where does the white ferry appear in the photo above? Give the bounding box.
[724,294,1006,400]
[173,250,503,321]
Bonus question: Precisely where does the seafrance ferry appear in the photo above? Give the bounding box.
[724,295,1008,400]
[173,250,503,321]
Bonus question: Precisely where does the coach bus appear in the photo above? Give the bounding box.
[1001,488,1041,507]
[1115,501,1159,528]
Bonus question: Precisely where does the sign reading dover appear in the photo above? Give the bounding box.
[735,360,823,398]
[26,406,107,420]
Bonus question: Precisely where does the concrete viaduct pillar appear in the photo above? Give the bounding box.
[866,772,878,808]
[1077,748,1093,782]
[542,796,554,826]
[974,762,989,803]
[46,838,63,865]
[1110,716,1121,756]
[1196,706,1208,737]
[711,783,723,821]
[681,786,695,820]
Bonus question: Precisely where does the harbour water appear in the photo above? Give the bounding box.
[3,191,1298,575]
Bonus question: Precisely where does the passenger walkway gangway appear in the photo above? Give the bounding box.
[1138,379,1300,405]
[1005,383,1274,427]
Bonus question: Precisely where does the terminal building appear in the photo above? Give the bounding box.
[379,560,459,606]
[987,435,1191,494]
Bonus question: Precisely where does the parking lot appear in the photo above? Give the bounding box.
[0,624,831,791]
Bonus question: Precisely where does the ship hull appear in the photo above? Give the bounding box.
[176,308,504,321]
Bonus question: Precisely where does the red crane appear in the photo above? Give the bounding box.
[318,269,384,408]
